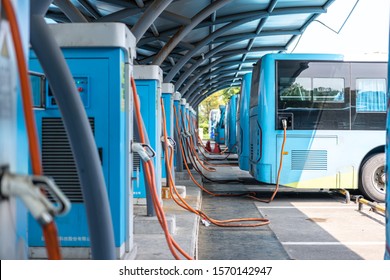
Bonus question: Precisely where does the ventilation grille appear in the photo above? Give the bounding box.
[42,117,95,203]
[250,143,254,161]
[291,150,327,170]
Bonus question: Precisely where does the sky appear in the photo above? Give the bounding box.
[288,0,389,61]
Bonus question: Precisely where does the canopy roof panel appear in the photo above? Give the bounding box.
[46,0,337,106]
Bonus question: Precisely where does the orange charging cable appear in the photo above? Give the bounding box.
[184,107,286,203]
[2,0,62,260]
[165,103,269,227]
[131,77,192,260]
[246,121,287,203]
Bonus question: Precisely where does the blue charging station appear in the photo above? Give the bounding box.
[185,103,190,134]
[189,106,197,148]
[28,23,136,259]
[162,83,175,183]
[215,105,226,145]
[133,65,163,203]
[0,0,30,259]
[173,92,183,172]
[224,103,229,146]
[180,99,191,164]
[181,99,188,133]
[225,95,238,152]
[237,73,252,171]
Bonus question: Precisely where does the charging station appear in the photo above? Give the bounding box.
[224,102,230,148]
[215,105,226,145]
[0,1,30,259]
[133,65,163,203]
[162,83,175,183]
[181,99,188,133]
[185,103,190,134]
[189,107,197,148]
[237,73,252,171]
[28,23,136,259]
[180,98,191,166]
[173,92,183,172]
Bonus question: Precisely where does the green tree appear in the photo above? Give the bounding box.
[198,86,240,139]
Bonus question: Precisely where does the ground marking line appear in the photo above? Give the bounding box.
[256,206,357,209]
[282,241,385,246]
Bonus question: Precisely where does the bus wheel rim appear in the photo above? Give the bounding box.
[373,165,386,193]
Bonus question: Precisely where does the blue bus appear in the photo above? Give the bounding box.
[208,108,220,140]
[225,94,238,152]
[249,53,387,202]
[215,105,226,145]
[237,73,252,171]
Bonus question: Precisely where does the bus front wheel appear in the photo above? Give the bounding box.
[360,153,386,203]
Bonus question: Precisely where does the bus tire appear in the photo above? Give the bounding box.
[360,153,386,203]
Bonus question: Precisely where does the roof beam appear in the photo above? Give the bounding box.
[53,0,89,22]
[172,39,245,86]
[191,82,240,106]
[186,70,250,98]
[164,5,325,85]
[163,11,268,83]
[77,0,102,19]
[189,66,252,89]
[171,29,299,88]
[188,77,241,103]
[95,1,186,26]
[181,46,285,97]
[152,0,233,66]
[94,7,142,22]
[131,0,174,42]
[155,6,326,37]
[137,51,198,66]
[134,0,145,8]
[159,10,192,25]
[212,29,300,44]
[139,5,326,50]
[233,0,278,82]
[45,11,73,22]
[104,0,138,8]
[216,58,259,68]
[149,24,177,67]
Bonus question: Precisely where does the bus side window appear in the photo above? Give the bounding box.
[356,79,386,112]
[313,78,345,103]
[352,78,386,130]
[277,60,350,130]
[279,77,311,103]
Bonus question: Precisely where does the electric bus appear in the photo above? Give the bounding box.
[209,108,220,140]
[215,105,226,145]
[249,53,387,202]
[225,94,238,153]
[237,72,252,171]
